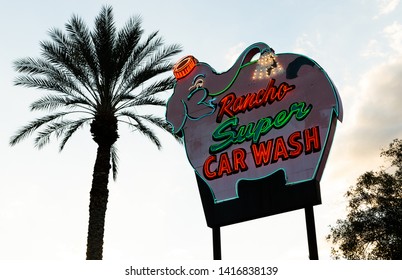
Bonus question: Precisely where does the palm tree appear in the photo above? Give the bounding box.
[10,5,182,260]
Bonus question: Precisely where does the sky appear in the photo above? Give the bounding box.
[0,0,402,261]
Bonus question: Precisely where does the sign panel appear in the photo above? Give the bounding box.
[167,42,342,204]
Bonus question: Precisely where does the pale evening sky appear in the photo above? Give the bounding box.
[0,0,402,261]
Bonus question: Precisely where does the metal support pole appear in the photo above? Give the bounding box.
[305,206,319,260]
[212,227,222,260]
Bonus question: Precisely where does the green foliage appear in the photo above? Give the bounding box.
[327,139,402,259]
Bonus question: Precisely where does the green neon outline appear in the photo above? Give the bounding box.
[176,50,342,204]
[209,102,313,154]
[209,60,257,97]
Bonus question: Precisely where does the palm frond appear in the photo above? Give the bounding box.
[113,76,174,110]
[115,96,166,113]
[48,27,71,49]
[118,110,161,149]
[59,118,91,151]
[65,15,100,89]
[118,110,181,144]
[111,16,142,89]
[115,31,181,97]
[29,95,70,111]
[14,57,98,109]
[118,65,171,99]
[138,114,167,128]
[14,57,57,76]
[9,112,70,146]
[147,43,183,69]
[15,75,66,92]
[34,120,75,149]
[39,40,100,105]
[114,31,159,96]
[92,5,116,102]
[137,76,176,98]
[138,114,183,144]
[29,94,94,113]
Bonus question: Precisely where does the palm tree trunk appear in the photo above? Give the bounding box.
[86,143,112,260]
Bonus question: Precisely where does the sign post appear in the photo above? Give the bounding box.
[167,42,343,259]
[305,206,319,260]
[212,227,222,260]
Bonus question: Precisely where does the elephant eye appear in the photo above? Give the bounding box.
[188,78,204,91]
[195,78,204,88]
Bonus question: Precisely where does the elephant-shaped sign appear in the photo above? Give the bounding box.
[167,42,343,203]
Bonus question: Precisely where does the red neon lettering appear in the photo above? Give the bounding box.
[272,136,289,163]
[288,131,303,158]
[216,93,235,122]
[243,93,257,110]
[249,128,321,169]
[251,139,273,167]
[304,126,321,154]
[216,79,296,122]
[265,79,277,103]
[203,155,217,180]
[217,152,232,177]
[232,148,248,173]
[232,95,244,113]
[203,149,249,180]
[255,88,265,107]
[205,127,322,180]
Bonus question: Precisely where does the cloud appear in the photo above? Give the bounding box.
[355,23,402,148]
[293,33,321,55]
[384,21,402,54]
[360,39,386,57]
[334,54,402,173]
[224,42,246,68]
[374,0,400,18]
[360,22,402,64]
[327,19,402,185]
[321,54,402,226]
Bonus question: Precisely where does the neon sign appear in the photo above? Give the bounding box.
[216,78,296,122]
[167,42,343,204]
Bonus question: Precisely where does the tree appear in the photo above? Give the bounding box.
[10,6,182,260]
[327,139,402,259]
